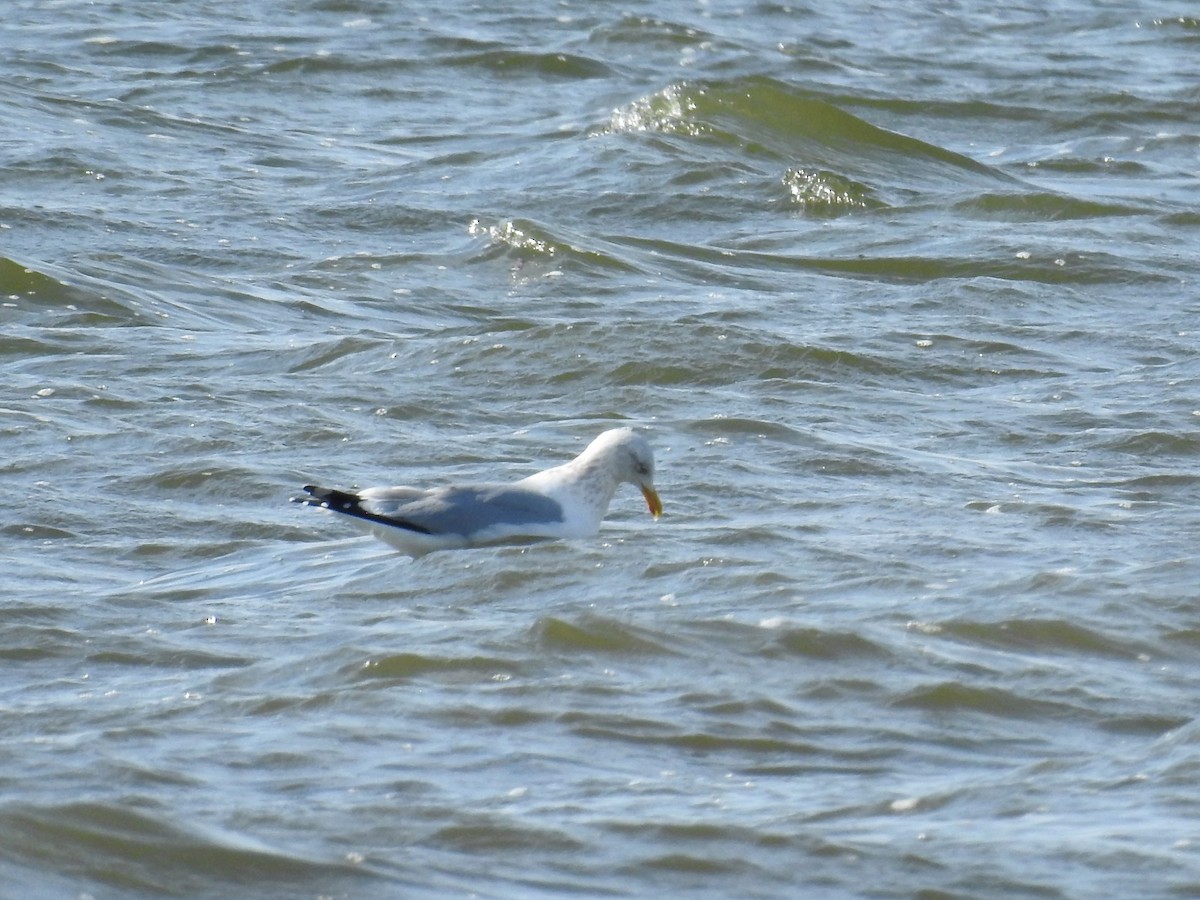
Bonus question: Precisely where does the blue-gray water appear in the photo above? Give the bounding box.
[4,2,1200,897]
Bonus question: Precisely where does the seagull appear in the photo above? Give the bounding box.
[292,427,662,556]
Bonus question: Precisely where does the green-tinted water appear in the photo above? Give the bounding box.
[3,2,1199,897]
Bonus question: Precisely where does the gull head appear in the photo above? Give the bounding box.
[579,427,663,519]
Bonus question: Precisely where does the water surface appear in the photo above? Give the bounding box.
[3,2,1200,897]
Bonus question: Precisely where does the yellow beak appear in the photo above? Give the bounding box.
[641,484,663,519]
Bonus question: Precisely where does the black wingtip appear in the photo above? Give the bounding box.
[290,485,316,503]
[294,485,355,508]
[292,484,434,535]
[294,487,360,513]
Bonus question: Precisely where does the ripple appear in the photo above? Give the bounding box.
[0,802,378,895]
[564,716,823,756]
[759,625,894,661]
[937,617,1155,660]
[891,682,1083,720]
[533,614,677,656]
[1103,430,1200,457]
[357,652,519,682]
[428,816,585,853]
[6,3,1200,899]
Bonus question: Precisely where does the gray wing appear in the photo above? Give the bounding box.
[358,484,563,538]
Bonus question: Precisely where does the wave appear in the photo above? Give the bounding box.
[467,217,643,275]
[581,76,1172,295]
[0,255,135,320]
[933,617,1150,659]
[467,70,1169,287]
[600,77,1013,208]
[0,801,381,897]
[533,613,679,656]
[466,214,1162,291]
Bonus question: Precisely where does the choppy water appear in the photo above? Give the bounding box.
[4,2,1200,897]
